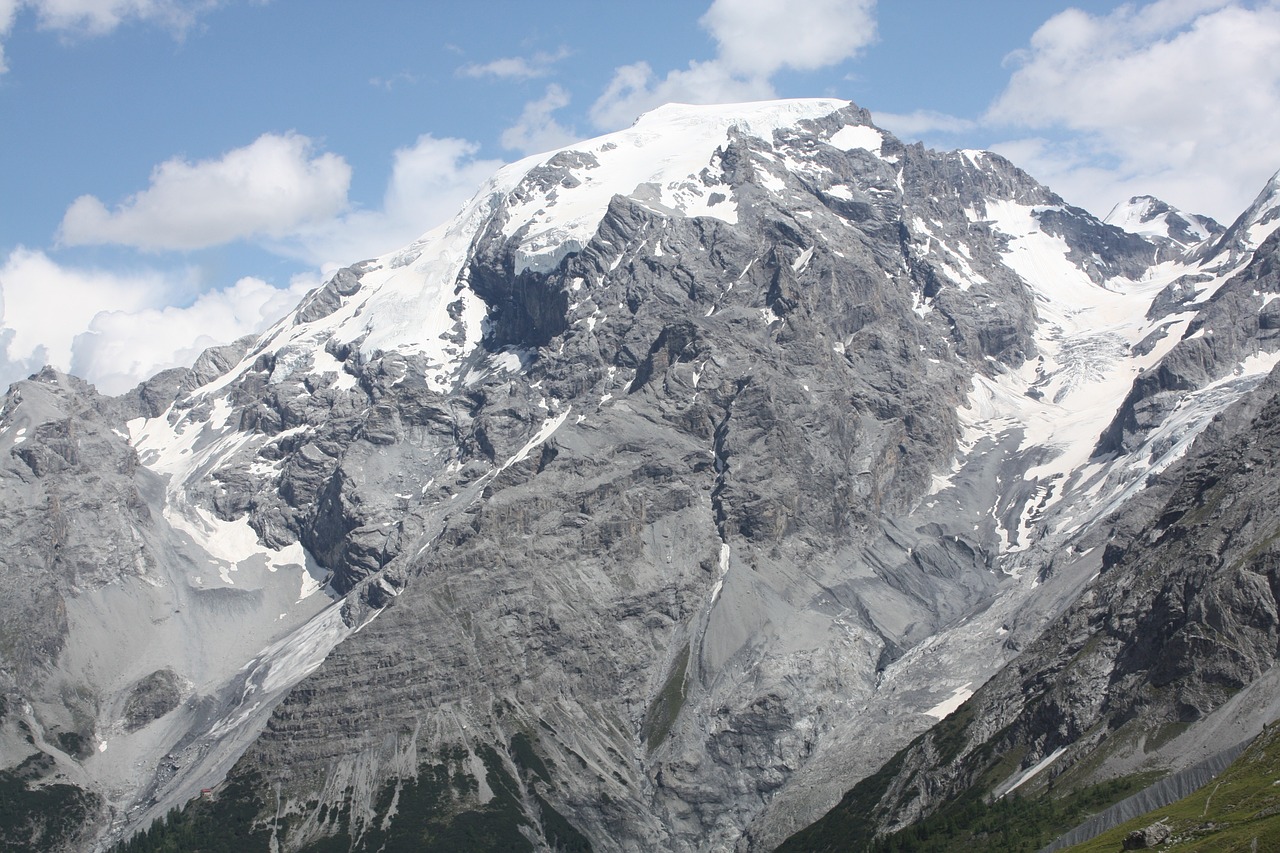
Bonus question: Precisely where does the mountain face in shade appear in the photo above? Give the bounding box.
[2,99,1280,853]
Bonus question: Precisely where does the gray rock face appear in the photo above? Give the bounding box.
[1044,743,1247,852]
[122,670,185,733]
[226,111,1039,851]
[1122,820,1172,849]
[294,264,368,325]
[0,368,337,849]
[790,358,1280,847]
[0,369,150,684]
[3,99,1279,853]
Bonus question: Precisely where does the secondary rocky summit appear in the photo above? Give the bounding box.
[2,98,1279,852]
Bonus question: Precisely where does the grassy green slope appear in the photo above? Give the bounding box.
[1063,723,1280,853]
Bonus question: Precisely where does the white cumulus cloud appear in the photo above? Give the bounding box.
[59,133,352,251]
[589,59,774,130]
[280,134,505,267]
[501,84,580,155]
[871,109,976,139]
[457,47,569,80]
[701,0,878,77]
[54,128,508,268]
[985,0,1280,220]
[590,0,876,129]
[0,0,221,72]
[28,0,211,36]
[0,247,171,384]
[0,0,18,72]
[0,247,318,395]
[71,272,317,394]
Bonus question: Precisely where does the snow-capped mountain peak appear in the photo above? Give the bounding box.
[495,97,871,273]
[1104,194,1222,251]
[185,98,888,401]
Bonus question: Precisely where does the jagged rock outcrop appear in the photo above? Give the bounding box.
[1122,819,1171,849]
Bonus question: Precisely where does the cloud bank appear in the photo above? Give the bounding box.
[0,248,170,386]
[60,133,352,251]
[0,0,17,72]
[71,272,317,395]
[0,248,318,395]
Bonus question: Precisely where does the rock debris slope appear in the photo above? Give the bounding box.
[1,98,1278,852]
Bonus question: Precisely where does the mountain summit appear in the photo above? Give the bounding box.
[3,99,1280,853]
[1103,194,1223,251]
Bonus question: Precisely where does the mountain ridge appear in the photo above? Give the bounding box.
[1,97,1279,852]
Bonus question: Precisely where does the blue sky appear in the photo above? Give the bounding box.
[3,0,1279,393]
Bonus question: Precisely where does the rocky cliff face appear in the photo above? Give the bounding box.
[2,99,1279,853]
[782,360,1280,850]
[779,192,1280,852]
